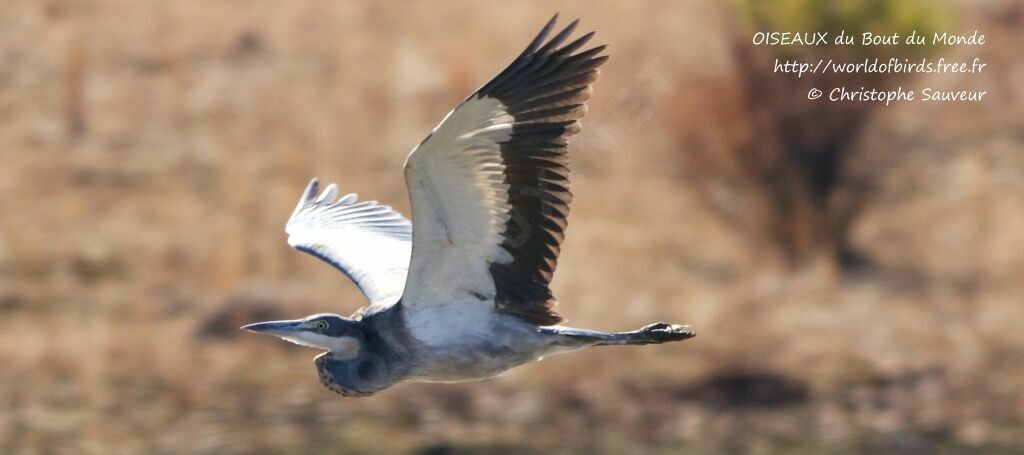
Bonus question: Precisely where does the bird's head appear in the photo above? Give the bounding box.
[242,313,365,359]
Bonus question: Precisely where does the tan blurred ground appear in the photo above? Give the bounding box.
[1,0,1023,453]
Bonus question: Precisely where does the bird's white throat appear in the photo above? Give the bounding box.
[281,333,360,359]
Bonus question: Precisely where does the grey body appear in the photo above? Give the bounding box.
[283,305,693,397]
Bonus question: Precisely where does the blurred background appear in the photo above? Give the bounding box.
[2,0,1023,452]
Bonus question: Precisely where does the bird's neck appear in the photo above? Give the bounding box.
[314,351,404,397]
[315,306,415,397]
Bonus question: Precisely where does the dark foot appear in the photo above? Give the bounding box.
[640,322,696,343]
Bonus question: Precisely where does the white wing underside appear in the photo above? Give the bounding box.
[403,97,515,303]
[401,97,519,341]
[286,179,412,308]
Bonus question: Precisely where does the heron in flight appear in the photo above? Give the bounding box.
[243,15,694,397]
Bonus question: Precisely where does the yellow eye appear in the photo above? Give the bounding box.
[313,321,329,331]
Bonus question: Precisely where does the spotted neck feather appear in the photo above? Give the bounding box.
[313,306,414,397]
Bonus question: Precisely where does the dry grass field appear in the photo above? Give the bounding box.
[1,0,1023,453]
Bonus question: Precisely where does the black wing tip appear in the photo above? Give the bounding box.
[534,20,607,72]
[479,15,606,99]
[524,14,562,55]
[531,14,600,56]
[558,18,581,40]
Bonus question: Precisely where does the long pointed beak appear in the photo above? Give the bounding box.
[241,319,306,336]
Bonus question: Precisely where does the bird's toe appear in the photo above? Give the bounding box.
[641,322,673,332]
[641,322,696,341]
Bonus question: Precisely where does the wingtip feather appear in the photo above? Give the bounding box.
[317,184,339,205]
[524,14,560,55]
[291,178,321,221]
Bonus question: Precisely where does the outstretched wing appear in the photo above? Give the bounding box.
[401,15,606,327]
[286,178,412,308]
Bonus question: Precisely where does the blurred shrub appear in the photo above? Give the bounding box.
[196,291,297,340]
[671,0,948,269]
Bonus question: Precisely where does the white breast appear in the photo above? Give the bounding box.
[403,297,498,347]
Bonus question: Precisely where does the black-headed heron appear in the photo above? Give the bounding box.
[243,15,694,397]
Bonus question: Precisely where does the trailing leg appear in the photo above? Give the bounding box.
[593,322,695,346]
[545,322,695,347]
